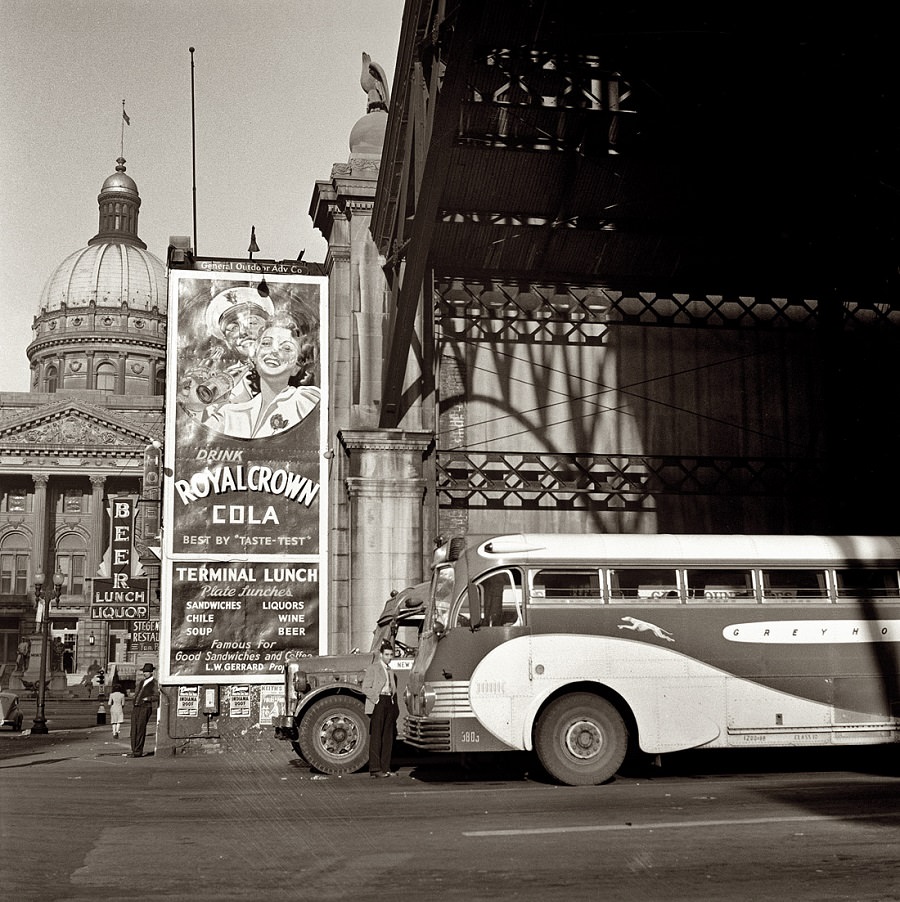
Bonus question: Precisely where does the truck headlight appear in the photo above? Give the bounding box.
[292,670,309,695]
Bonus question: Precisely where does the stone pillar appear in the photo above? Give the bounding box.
[90,476,106,576]
[31,475,49,579]
[117,352,127,394]
[20,475,50,688]
[338,429,431,653]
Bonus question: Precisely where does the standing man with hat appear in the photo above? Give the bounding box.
[130,663,159,758]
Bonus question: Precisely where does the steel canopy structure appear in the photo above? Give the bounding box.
[372,2,900,431]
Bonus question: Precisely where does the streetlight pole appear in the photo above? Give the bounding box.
[31,570,65,735]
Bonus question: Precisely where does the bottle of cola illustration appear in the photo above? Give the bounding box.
[195,361,252,404]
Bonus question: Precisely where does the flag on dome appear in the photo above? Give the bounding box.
[122,106,131,126]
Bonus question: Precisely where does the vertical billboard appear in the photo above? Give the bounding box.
[160,268,328,683]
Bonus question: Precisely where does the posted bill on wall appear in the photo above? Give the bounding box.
[167,561,319,678]
[164,270,327,555]
[161,267,329,683]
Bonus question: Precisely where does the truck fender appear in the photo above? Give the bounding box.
[293,684,365,722]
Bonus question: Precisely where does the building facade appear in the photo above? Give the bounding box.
[0,157,165,683]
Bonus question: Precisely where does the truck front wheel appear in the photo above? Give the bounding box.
[290,740,307,763]
[535,693,627,786]
[298,696,369,775]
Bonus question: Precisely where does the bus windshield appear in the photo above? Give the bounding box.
[430,565,457,633]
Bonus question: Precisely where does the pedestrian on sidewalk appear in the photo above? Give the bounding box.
[83,659,101,698]
[129,663,158,758]
[107,682,126,739]
[16,637,30,672]
[362,641,399,778]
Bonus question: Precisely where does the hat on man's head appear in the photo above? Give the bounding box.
[141,663,155,673]
[206,287,275,340]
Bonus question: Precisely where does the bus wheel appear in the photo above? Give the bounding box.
[298,696,369,775]
[535,693,627,786]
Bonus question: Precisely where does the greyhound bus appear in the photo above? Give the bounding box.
[402,534,900,785]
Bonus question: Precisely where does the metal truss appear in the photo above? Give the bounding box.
[435,281,899,345]
[436,450,822,510]
[462,48,637,153]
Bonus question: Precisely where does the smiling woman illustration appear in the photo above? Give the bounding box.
[203,314,320,440]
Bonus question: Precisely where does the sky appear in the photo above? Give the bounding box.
[0,0,403,392]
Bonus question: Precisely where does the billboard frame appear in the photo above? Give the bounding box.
[160,266,329,685]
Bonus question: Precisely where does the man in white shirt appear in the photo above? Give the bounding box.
[362,642,399,777]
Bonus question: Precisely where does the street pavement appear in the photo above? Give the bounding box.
[2,697,898,902]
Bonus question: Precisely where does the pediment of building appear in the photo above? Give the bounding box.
[0,398,156,453]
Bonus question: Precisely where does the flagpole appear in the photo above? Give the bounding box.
[121,99,126,158]
[190,47,198,256]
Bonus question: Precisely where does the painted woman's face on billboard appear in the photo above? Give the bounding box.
[254,325,302,382]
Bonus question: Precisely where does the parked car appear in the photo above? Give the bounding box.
[0,691,24,731]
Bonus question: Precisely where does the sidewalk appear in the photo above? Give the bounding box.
[0,693,125,749]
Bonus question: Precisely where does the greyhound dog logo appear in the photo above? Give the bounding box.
[617,616,675,642]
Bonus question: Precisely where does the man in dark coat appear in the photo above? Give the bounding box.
[129,663,159,758]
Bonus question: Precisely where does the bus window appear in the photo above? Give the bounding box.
[608,568,679,602]
[685,569,755,602]
[453,588,475,629]
[530,569,602,603]
[761,569,828,601]
[834,568,900,599]
[472,570,523,627]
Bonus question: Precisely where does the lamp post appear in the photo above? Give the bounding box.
[31,570,65,735]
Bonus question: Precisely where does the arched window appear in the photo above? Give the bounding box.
[154,366,166,396]
[95,362,116,393]
[0,533,30,596]
[46,365,58,393]
[55,534,87,597]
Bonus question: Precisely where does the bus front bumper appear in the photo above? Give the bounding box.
[403,714,452,751]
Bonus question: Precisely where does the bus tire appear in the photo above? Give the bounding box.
[535,693,628,786]
[298,696,369,775]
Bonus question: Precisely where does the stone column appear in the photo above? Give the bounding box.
[90,476,106,576]
[338,429,431,653]
[21,475,50,688]
[31,475,50,580]
[117,352,127,394]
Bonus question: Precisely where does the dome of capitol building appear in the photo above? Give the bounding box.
[28,157,168,395]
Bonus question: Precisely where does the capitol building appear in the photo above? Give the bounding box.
[0,156,166,682]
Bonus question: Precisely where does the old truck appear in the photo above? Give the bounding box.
[272,582,428,774]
